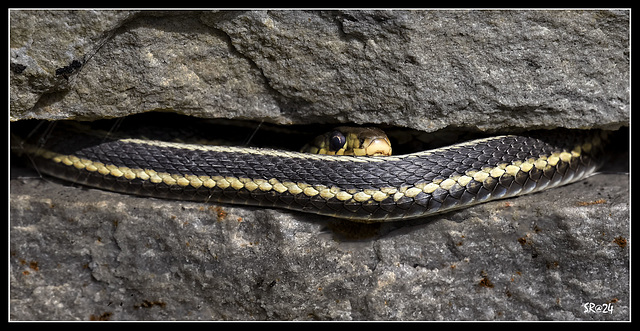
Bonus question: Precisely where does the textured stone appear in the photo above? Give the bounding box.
[10,10,629,131]
[10,165,629,320]
[10,9,630,321]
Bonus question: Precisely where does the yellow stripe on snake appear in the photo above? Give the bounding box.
[11,119,609,222]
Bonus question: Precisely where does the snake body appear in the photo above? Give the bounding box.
[11,120,609,222]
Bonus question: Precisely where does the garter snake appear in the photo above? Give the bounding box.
[11,117,610,222]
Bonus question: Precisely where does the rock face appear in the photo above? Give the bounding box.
[10,10,628,131]
[10,10,629,321]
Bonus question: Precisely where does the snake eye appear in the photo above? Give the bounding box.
[329,131,346,151]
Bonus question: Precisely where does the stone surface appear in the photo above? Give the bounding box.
[10,165,629,321]
[10,9,630,321]
[10,10,629,131]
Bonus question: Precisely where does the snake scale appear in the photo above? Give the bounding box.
[11,118,610,222]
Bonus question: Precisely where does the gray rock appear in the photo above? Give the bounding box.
[9,165,630,321]
[10,9,629,321]
[10,10,629,131]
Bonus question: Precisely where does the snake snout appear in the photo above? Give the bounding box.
[365,137,392,156]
